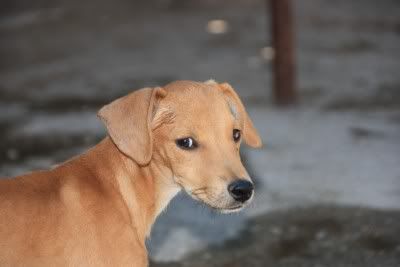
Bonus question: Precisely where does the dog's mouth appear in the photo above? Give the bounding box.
[202,201,246,214]
[185,186,250,213]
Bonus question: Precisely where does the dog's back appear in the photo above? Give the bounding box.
[0,169,66,266]
[0,150,146,267]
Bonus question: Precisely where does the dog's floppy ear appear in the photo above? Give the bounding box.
[218,82,262,148]
[98,87,167,165]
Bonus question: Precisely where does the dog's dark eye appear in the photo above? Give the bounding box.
[176,137,198,150]
[233,129,241,142]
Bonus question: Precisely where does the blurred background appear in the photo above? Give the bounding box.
[1,0,399,266]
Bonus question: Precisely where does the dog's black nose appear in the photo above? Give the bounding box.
[228,180,254,203]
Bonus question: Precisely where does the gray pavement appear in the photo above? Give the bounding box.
[152,205,400,267]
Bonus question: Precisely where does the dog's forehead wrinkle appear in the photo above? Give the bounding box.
[170,98,229,123]
[152,106,175,127]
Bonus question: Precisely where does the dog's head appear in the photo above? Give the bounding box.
[98,80,262,213]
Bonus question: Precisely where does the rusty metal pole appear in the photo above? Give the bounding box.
[269,0,297,105]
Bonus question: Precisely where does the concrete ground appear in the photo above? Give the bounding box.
[1,0,399,265]
[151,206,400,267]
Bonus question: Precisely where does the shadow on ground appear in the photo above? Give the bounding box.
[151,205,400,267]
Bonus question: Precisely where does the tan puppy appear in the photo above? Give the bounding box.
[0,80,262,266]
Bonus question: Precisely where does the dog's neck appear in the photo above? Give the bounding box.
[80,137,180,244]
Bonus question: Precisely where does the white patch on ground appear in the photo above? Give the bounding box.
[0,103,29,121]
[0,8,65,30]
[151,228,204,262]
[245,108,400,216]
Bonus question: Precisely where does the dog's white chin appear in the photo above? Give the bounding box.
[198,199,245,213]
[218,206,244,214]
[186,190,250,214]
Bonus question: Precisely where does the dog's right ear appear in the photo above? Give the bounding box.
[98,87,167,165]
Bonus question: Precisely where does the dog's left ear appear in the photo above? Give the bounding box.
[218,82,262,148]
[98,87,167,165]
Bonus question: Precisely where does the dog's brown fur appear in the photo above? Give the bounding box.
[0,80,261,266]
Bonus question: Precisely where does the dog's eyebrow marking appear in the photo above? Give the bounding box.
[227,99,238,120]
[204,79,237,119]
